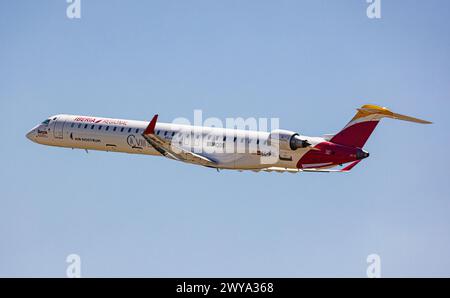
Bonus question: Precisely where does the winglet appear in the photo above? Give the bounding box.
[340,160,361,172]
[143,114,158,135]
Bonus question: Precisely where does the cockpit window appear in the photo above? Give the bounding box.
[41,119,51,125]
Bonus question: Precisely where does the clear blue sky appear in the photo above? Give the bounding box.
[1,0,449,277]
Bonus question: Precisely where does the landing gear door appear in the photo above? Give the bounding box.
[53,117,65,139]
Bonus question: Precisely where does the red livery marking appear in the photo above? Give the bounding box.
[341,160,361,172]
[330,121,379,148]
[74,117,128,126]
[297,141,360,169]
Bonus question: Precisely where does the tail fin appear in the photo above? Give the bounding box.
[330,104,432,148]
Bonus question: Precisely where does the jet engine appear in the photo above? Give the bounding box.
[268,129,311,151]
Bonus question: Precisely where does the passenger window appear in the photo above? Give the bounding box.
[172,132,175,137]
[98,126,102,130]
[128,128,132,133]
[71,123,75,128]
[106,126,109,131]
[78,124,81,128]
[91,125,95,129]
[135,129,139,133]
[113,127,117,132]
[121,127,124,132]
[84,124,88,129]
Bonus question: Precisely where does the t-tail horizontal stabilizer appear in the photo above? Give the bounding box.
[301,160,361,173]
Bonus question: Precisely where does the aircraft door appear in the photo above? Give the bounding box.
[53,117,66,139]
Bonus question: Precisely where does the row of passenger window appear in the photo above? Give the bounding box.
[69,122,268,145]
[156,130,268,145]
[70,122,141,134]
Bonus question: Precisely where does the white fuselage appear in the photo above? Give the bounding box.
[26,114,323,170]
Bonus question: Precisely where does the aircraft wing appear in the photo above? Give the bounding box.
[142,115,217,167]
[261,160,361,173]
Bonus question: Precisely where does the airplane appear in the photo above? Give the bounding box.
[26,104,431,173]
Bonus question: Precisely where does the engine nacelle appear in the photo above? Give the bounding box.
[268,129,311,151]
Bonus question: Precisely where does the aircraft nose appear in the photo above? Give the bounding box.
[26,129,36,141]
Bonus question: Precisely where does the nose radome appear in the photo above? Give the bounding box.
[26,129,35,141]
